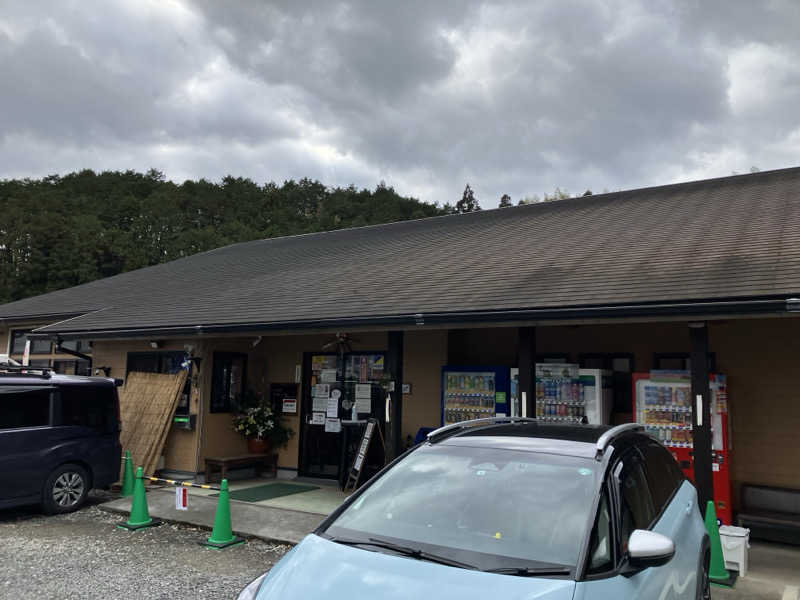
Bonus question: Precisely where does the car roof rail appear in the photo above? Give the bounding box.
[427,416,537,444]
[594,423,644,461]
[0,364,54,378]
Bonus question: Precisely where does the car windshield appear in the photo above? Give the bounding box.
[323,443,599,572]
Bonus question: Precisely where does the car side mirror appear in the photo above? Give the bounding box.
[625,530,675,573]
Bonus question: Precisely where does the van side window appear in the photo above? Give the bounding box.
[59,386,116,433]
[0,389,52,429]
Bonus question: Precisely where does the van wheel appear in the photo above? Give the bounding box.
[42,464,89,515]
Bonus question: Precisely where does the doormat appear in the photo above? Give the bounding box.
[214,482,319,503]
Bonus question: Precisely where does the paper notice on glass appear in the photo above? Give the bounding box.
[326,397,339,418]
[311,412,325,425]
[313,383,330,398]
[324,418,341,433]
[356,396,371,414]
[312,396,327,412]
[355,384,371,398]
[320,369,338,383]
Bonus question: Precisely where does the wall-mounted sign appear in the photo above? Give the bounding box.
[282,398,297,414]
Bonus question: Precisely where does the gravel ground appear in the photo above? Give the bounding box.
[0,492,290,600]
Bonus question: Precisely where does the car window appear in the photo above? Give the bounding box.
[616,453,655,553]
[587,488,614,574]
[642,442,683,516]
[325,444,599,571]
[0,388,52,429]
[59,386,117,433]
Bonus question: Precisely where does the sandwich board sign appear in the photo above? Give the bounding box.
[344,418,384,492]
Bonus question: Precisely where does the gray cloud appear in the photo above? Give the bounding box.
[0,0,798,206]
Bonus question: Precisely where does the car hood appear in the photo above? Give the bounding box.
[255,534,576,600]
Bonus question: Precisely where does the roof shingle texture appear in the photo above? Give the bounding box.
[2,167,799,334]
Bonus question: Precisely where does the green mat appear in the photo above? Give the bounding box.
[215,482,319,503]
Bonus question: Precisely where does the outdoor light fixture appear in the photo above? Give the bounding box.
[94,366,111,376]
[149,340,163,349]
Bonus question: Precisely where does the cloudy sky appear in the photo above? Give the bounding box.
[1,1,799,207]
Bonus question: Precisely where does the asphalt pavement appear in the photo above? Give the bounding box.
[0,493,289,600]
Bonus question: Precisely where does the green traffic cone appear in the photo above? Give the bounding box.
[202,479,244,550]
[120,451,134,497]
[704,500,732,584]
[118,467,161,531]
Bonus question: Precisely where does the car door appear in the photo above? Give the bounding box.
[0,386,55,500]
[642,441,700,598]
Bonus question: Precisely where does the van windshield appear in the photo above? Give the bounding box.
[324,444,598,572]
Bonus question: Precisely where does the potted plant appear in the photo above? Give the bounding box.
[232,392,295,454]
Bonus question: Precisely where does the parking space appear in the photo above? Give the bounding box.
[0,493,289,600]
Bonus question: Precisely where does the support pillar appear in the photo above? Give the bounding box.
[690,322,714,515]
[386,331,404,460]
[518,327,536,418]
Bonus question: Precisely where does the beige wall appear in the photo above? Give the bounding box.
[402,329,448,441]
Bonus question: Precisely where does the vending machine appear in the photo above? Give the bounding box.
[508,365,612,424]
[633,371,732,524]
[441,366,510,426]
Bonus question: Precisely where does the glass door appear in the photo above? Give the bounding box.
[299,352,386,481]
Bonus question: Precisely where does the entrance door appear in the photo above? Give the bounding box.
[299,352,386,480]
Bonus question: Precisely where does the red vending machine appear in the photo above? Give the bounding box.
[632,371,732,524]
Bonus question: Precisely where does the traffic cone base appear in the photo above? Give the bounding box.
[202,478,245,550]
[200,535,245,550]
[118,519,162,531]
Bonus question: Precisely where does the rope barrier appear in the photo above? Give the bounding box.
[143,475,220,492]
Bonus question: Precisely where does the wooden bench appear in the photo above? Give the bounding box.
[738,484,800,545]
[204,454,277,484]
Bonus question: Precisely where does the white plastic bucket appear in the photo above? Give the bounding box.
[719,525,750,577]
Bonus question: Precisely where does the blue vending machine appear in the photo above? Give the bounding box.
[441,366,510,426]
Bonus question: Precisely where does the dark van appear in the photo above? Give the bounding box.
[0,366,122,514]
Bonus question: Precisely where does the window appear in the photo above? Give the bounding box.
[11,330,29,354]
[59,385,117,433]
[587,488,614,574]
[59,339,91,354]
[29,359,52,368]
[210,352,247,413]
[75,359,92,376]
[642,442,684,516]
[126,351,191,414]
[0,388,52,428]
[10,330,52,355]
[616,453,655,553]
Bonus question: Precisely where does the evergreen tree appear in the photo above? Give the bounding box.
[499,194,512,208]
[455,184,481,213]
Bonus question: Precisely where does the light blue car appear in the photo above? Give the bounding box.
[238,420,710,600]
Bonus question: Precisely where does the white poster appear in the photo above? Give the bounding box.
[312,396,327,412]
[324,418,341,433]
[356,396,371,414]
[282,398,297,414]
[311,412,325,425]
[355,384,372,398]
[313,383,330,398]
[326,397,339,418]
[320,369,338,383]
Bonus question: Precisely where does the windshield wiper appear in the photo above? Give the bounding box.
[484,566,571,577]
[328,536,479,571]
